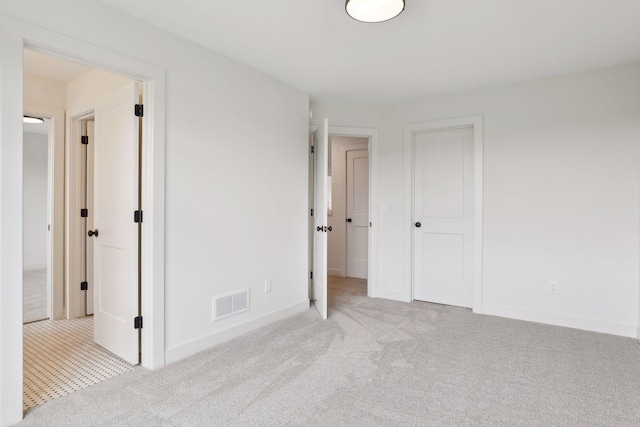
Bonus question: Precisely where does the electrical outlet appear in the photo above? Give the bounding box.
[264,279,272,293]
[548,280,558,294]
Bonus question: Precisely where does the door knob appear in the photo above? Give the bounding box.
[415,222,421,228]
[346,218,352,223]
[88,229,99,237]
[328,226,333,232]
[316,226,322,232]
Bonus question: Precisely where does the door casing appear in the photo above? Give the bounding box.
[67,110,95,320]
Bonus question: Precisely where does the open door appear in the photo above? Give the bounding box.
[93,82,141,364]
[312,118,329,319]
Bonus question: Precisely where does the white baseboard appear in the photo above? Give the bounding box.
[483,303,637,338]
[376,288,411,303]
[165,299,310,364]
[327,268,343,277]
[23,263,46,271]
[636,326,640,340]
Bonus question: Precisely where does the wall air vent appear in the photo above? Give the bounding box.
[213,289,250,321]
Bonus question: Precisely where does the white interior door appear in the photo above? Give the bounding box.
[93,82,141,364]
[312,118,329,319]
[346,148,369,279]
[413,127,474,308]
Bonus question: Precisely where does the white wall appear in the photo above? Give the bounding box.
[22,131,48,269]
[24,73,66,109]
[1,0,310,398]
[310,102,380,129]
[377,63,640,336]
[67,69,132,111]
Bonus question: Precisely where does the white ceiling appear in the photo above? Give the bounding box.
[24,118,49,136]
[24,49,92,82]
[99,0,640,105]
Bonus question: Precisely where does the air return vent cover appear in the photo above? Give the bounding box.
[213,289,250,321]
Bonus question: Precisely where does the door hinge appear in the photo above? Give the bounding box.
[310,209,314,217]
[135,104,144,117]
[310,145,315,154]
[134,316,143,329]
[80,281,88,291]
[81,208,88,218]
[310,271,313,279]
[134,210,143,223]
[81,135,89,145]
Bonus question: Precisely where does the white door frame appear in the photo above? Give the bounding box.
[66,109,95,320]
[0,16,166,424]
[23,103,65,321]
[308,126,317,299]
[403,115,484,312]
[328,126,379,298]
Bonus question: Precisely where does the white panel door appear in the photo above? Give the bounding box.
[414,127,474,308]
[346,149,368,279]
[312,118,329,319]
[93,82,141,364]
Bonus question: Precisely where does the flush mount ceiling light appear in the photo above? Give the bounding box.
[23,116,44,124]
[346,0,405,23]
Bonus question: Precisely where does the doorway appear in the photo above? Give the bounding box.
[22,49,141,411]
[327,136,369,280]
[1,17,166,423]
[309,121,380,320]
[23,117,50,324]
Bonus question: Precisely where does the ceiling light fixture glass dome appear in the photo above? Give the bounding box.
[345,0,405,23]
[23,116,44,124]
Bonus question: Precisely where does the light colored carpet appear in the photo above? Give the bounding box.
[23,269,48,323]
[23,317,135,411]
[20,276,640,426]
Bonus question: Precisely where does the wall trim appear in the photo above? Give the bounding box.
[327,268,343,277]
[165,299,310,364]
[483,303,637,338]
[376,289,412,303]
[403,115,484,312]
